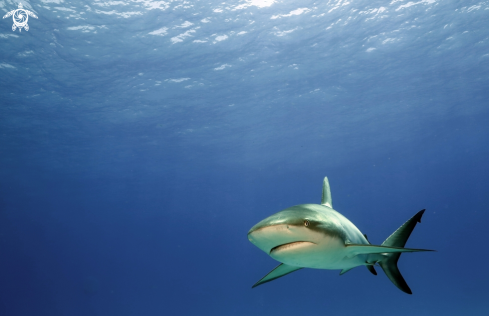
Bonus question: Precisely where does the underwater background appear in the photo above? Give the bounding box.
[1,0,488,315]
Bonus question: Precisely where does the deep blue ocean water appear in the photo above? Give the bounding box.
[1,0,488,315]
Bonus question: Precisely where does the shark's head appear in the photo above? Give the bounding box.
[248,204,346,267]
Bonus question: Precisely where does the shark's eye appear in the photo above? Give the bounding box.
[304,220,310,227]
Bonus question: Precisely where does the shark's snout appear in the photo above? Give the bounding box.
[248,224,298,253]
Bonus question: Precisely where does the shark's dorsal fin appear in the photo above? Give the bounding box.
[321,177,333,208]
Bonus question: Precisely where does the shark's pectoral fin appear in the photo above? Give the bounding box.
[339,267,354,275]
[252,263,302,288]
[346,244,434,255]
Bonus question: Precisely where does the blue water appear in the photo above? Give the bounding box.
[1,0,488,315]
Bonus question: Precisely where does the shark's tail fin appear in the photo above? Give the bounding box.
[379,209,426,294]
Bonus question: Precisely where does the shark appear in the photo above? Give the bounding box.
[248,177,434,294]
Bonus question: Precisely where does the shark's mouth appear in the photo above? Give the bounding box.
[270,241,315,254]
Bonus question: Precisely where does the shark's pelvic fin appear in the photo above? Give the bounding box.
[252,263,302,288]
[321,177,333,208]
[341,265,377,276]
[362,235,378,275]
[367,265,377,275]
[378,209,432,294]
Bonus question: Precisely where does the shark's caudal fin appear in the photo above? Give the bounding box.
[252,263,302,288]
[321,177,333,208]
[380,209,430,294]
[346,210,433,294]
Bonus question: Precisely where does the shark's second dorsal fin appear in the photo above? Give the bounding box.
[321,177,333,208]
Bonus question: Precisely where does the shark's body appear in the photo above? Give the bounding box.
[248,177,433,294]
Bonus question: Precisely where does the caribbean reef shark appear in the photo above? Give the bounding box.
[248,177,433,294]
